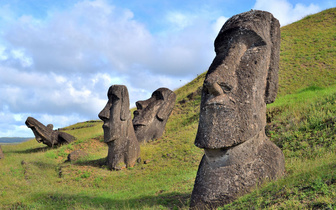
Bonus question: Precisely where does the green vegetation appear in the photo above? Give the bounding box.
[1,8,336,209]
[278,8,336,95]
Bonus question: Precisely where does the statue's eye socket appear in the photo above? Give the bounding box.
[136,102,143,110]
[219,83,232,93]
[153,91,164,100]
[111,94,120,101]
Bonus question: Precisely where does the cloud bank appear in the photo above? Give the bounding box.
[0,0,218,136]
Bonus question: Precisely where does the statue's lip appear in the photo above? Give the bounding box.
[132,118,148,126]
[205,102,225,106]
[133,123,146,127]
[204,102,235,112]
[204,101,233,107]
[205,95,236,107]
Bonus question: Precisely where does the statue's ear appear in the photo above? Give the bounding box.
[265,16,280,104]
[120,86,130,121]
[47,124,54,130]
[157,92,176,121]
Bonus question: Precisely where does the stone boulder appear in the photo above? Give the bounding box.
[133,88,176,143]
[190,10,285,209]
[25,117,76,147]
[67,150,88,162]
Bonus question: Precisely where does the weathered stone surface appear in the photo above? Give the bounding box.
[99,85,140,170]
[190,10,285,209]
[133,88,176,143]
[0,146,4,159]
[25,117,76,147]
[67,150,88,162]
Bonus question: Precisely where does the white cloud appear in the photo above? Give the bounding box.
[253,0,321,25]
[0,0,221,136]
[0,46,8,60]
[3,0,328,137]
[10,48,33,67]
[166,11,195,31]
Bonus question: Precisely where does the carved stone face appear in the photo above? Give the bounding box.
[25,117,54,146]
[195,11,280,149]
[132,88,176,143]
[25,117,75,147]
[98,85,130,143]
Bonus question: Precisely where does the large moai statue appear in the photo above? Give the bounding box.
[132,88,176,143]
[25,117,76,147]
[190,10,285,209]
[98,85,140,170]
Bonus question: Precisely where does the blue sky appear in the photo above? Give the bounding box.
[0,0,335,137]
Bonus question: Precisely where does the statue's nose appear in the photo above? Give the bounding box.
[204,80,224,96]
[98,103,110,121]
[136,99,151,110]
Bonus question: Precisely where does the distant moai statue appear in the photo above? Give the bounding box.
[25,117,76,147]
[99,85,140,170]
[190,10,285,209]
[0,146,4,159]
[132,88,176,143]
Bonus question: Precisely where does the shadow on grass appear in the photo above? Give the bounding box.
[9,145,53,154]
[72,157,107,168]
[30,192,190,209]
[31,160,58,169]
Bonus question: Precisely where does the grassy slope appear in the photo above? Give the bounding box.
[1,8,336,209]
[278,8,336,95]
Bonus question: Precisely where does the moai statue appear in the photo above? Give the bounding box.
[25,117,76,147]
[190,10,285,209]
[98,85,140,170]
[0,146,4,159]
[132,88,176,143]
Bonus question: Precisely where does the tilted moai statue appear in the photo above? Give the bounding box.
[25,117,76,147]
[99,85,140,170]
[190,10,285,209]
[132,88,176,143]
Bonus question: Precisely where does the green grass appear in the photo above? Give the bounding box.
[1,7,336,209]
[278,8,336,96]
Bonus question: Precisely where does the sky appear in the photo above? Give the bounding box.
[0,0,335,137]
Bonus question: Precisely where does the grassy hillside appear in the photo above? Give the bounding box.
[278,7,336,95]
[1,8,336,209]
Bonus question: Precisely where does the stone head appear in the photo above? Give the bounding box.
[195,10,280,149]
[132,88,176,143]
[98,85,131,143]
[25,116,55,146]
[25,117,75,146]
